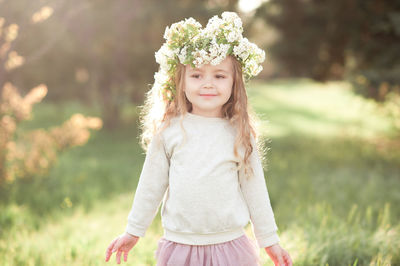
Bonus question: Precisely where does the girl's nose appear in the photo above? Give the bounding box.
[202,76,214,89]
[203,82,214,89]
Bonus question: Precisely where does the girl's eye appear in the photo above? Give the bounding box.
[191,74,200,78]
[216,75,226,79]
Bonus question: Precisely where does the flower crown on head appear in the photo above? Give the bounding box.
[153,11,266,102]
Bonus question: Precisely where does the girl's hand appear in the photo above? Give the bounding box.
[105,232,140,264]
[264,243,292,266]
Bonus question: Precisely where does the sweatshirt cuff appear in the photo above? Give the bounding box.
[256,231,280,248]
[125,223,146,238]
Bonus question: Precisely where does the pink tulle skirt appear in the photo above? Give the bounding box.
[154,234,262,266]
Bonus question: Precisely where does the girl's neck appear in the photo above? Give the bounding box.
[190,109,223,118]
[185,112,228,122]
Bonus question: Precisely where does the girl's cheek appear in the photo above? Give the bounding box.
[219,79,233,86]
[188,80,200,87]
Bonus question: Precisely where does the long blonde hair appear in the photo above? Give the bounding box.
[137,55,267,180]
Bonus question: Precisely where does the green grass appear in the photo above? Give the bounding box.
[249,78,396,139]
[1,78,399,265]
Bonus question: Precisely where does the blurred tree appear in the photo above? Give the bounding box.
[254,0,400,95]
[0,82,103,186]
[0,13,103,186]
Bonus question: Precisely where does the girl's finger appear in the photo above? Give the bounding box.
[105,249,113,262]
[124,251,129,262]
[276,253,285,266]
[284,252,292,266]
[116,250,122,264]
[105,238,118,261]
[112,240,121,253]
[106,239,116,253]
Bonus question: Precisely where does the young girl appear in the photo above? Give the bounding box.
[105,12,292,266]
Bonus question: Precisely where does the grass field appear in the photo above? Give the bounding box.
[1,78,399,265]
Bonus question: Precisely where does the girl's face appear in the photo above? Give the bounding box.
[183,56,234,118]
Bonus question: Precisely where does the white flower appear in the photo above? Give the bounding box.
[226,30,241,43]
[178,46,188,64]
[154,69,168,83]
[185,17,201,28]
[211,56,223,66]
[193,56,204,67]
[234,18,242,29]
[218,43,230,57]
[221,12,239,22]
[155,45,168,70]
[153,70,169,92]
[163,26,170,40]
[205,15,223,34]
[257,49,266,63]
[191,49,203,67]
[155,44,179,71]
[254,65,263,76]
[233,38,251,60]
[245,59,263,76]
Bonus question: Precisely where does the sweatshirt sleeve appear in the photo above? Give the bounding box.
[238,135,280,248]
[125,132,170,238]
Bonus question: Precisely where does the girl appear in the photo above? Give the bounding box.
[105,12,292,266]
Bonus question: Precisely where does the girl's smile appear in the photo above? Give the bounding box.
[200,94,217,97]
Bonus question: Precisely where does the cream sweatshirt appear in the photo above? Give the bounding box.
[125,112,280,248]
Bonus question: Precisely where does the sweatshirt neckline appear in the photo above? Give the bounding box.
[184,112,228,123]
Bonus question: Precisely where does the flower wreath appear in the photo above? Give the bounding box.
[153,11,266,102]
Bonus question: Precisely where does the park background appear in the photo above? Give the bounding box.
[0,0,399,265]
